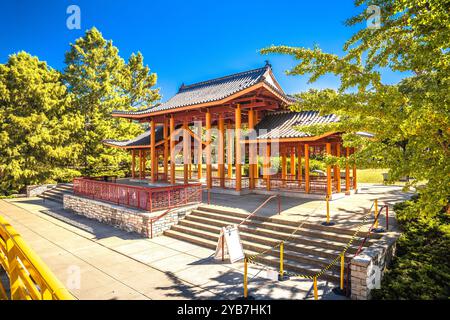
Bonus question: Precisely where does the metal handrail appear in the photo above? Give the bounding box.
[344,203,389,296]
[238,194,281,228]
[0,215,75,300]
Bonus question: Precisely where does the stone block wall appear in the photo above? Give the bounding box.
[63,194,197,238]
[350,234,398,300]
[26,184,55,197]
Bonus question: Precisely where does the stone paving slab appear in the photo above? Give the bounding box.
[0,185,410,300]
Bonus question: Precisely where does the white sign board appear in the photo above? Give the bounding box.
[214,225,245,263]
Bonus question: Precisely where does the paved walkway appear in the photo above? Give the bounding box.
[0,197,344,300]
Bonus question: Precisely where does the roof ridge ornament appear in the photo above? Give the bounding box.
[265,60,272,68]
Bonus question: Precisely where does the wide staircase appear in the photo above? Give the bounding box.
[37,183,73,203]
[164,204,382,283]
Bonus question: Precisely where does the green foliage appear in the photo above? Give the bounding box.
[371,197,450,300]
[0,52,83,194]
[261,0,450,217]
[0,28,160,194]
[63,27,159,176]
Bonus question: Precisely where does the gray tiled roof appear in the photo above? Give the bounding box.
[112,64,295,116]
[103,126,164,148]
[253,110,340,139]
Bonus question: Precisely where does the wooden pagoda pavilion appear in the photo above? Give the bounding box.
[104,63,359,198]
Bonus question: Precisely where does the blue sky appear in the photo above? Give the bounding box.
[2,0,406,100]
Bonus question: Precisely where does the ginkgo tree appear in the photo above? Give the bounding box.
[262,0,450,217]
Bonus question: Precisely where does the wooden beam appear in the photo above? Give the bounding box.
[297,144,302,186]
[131,149,135,179]
[150,118,156,182]
[218,113,225,187]
[335,144,341,193]
[163,116,169,181]
[345,146,350,193]
[290,147,295,176]
[304,144,310,193]
[326,142,332,197]
[138,149,143,179]
[235,104,242,191]
[227,121,233,178]
[206,109,212,189]
[170,115,176,184]
[183,118,189,184]
[197,119,203,180]
[248,109,255,189]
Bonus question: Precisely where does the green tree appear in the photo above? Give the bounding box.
[0,52,83,194]
[262,0,450,217]
[63,27,159,175]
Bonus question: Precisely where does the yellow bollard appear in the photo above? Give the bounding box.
[374,199,379,228]
[313,276,318,300]
[279,241,284,278]
[244,257,248,298]
[340,254,345,290]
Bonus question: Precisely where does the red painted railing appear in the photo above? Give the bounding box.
[73,178,202,212]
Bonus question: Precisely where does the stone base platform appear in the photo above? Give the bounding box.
[63,194,198,238]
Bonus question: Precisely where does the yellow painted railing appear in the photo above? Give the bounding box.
[0,215,75,300]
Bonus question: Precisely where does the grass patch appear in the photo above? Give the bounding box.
[357,169,388,183]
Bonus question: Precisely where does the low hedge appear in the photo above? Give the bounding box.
[371,195,450,300]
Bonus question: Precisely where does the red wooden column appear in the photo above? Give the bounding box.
[150,118,156,182]
[235,104,242,191]
[206,109,212,189]
[281,146,287,186]
[297,144,302,186]
[352,147,357,190]
[142,149,146,179]
[163,116,169,181]
[131,149,136,178]
[183,118,189,184]
[227,121,233,179]
[254,111,259,180]
[335,144,341,193]
[218,113,225,188]
[138,149,143,179]
[304,144,310,193]
[248,109,255,189]
[170,115,176,184]
[290,147,296,178]
[345,147,350,193]
[197,119,203,180]
[326,142,332,197]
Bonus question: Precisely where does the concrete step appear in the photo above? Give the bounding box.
[197,205,381,239]
[178,219,360,257]
[187,211,372,245]
[37,183,73,203]
[164,229,341,283]
[169,224,344,271]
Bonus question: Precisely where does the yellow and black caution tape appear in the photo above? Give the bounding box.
[244,202,375,281]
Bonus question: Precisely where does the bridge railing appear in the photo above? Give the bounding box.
[0,215,75,300]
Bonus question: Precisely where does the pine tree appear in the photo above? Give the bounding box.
[0,52,83,194]
[63,27,159,175]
